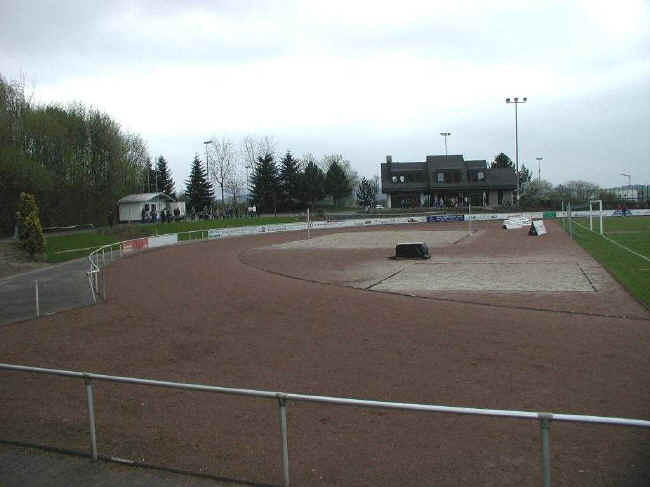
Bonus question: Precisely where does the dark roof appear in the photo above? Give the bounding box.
[486,167,517,186]
[425,154,466,170]
[118,192,174,204]
[381,162,425,173]
[465,160,488,169]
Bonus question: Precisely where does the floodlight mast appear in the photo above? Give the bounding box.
[440,132,451,158]
[506,96,527,206]
[620,173,631,187]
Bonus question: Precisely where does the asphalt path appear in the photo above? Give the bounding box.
[0,258,92,326]
[0,444,237,487]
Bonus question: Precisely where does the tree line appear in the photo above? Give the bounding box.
[184,135,360,214]
[0,74,176,234]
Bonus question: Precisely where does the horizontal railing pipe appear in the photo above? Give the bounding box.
[1,363,648,428]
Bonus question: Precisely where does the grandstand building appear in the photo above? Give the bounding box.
[380,154,517,209]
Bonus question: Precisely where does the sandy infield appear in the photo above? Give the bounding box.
[270,230,468,249]
[263,229,594,293]
[371,261,595,292]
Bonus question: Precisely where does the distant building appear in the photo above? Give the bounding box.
[611,187,640,201]
[118,193,184,222]
[380,154,517,209]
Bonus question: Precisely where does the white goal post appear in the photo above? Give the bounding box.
[589,200,603,235]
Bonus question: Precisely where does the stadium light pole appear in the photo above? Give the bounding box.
[440,132,451,158]
[505,97,527,206]
[536,156,543,182]
[620,173,631,187]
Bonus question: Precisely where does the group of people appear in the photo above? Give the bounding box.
[141,206,181,224]
[189,206,257,220]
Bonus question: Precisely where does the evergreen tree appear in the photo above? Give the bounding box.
[250,152,280,214]
[156,155,175,199]
[144,158,158,192]
[519,163,532,188]
[298,161,325,208]
[278,150,301,210]
[184,154,214,214]
[325,160,352,207]
[490,153,514,169]
[356,177,377,208]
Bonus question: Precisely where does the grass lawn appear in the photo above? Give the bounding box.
[568,216,650,307]
[45,216,303,263]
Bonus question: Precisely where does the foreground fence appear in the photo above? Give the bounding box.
[1,363,648,487]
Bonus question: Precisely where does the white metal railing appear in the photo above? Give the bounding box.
[1,362,648,487]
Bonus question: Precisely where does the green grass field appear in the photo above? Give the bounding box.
[566,216,650,307]
[45,216,302,263]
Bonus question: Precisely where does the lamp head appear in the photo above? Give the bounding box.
[506,98,511,103]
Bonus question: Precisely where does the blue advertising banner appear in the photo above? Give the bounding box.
[427,215,464,223]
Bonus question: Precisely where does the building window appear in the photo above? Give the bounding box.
[477,171,484,181]
[437,172,445,183]
[399,175,405,183]
[392,176,397,183]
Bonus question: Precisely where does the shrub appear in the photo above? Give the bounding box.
[16,192,45,257]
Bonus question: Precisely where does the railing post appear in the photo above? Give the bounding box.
[34,280,40,318]
[94,256,99,294]
[84,375,98,461]
[539,414,552,487]
[277,394,290,487]
[88,272,96,304]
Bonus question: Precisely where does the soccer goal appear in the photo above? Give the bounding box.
[589,200,604,235]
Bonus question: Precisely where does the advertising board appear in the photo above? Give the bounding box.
[148,234,178,248]
[121,238,148,254]
[427,215,464,223]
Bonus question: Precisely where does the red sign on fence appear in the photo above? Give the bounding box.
[121,238,148,254]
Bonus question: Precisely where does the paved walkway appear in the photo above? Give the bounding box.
[0,258,92,326]
[0,444,247,487]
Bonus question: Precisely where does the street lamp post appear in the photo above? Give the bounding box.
[203,140,213,178]
[505,97,527,205]
[440,132,451,157]
[245,165,251,205]
[536,156,543,182]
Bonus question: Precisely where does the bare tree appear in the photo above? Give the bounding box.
[225,158,246,206]
[241,135,259,172]
[208,137,236,207]
[301,152,317,167]
[241,135,276,202]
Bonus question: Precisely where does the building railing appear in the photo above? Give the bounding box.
[1,362,648,487]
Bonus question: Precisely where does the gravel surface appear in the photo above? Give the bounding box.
[0,221,648,487]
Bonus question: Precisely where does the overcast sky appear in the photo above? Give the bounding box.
[2,0,649,191]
